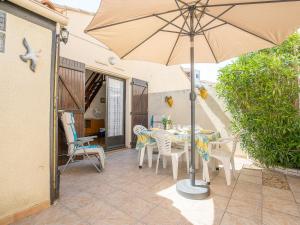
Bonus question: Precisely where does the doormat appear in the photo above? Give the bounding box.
[262,169,290,190]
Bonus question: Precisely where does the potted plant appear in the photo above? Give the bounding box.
[161,115,172,130]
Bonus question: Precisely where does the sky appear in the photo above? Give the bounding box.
[52,0,233,82]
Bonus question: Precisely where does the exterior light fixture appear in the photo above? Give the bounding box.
[60,27,69,44]
[108,56,117,65]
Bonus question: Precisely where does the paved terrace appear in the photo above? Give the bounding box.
[14,149,300,225]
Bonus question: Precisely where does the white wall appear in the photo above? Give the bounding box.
[122,61,190,93]
[0,11,52,221]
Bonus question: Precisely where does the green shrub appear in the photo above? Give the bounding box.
[216,33,300,169]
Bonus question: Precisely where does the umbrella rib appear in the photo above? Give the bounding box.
[166,11,191,65]
[86,7,189,32]
[195,5,234,34]
[205,0,300,7]
[194,0,210,31]
[203,11,277,45]
[175,0,191,31]
[201,26,218,63]
[195,22,227,34]
[155,15,189,33]
[161,29,189,35]
[176,0,189,6]
[121,10,188,59]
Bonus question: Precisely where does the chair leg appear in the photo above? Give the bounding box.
[185,151,189,174]
[231,157,236,178]
[95,153,104,170]
[147,145,153,168]
[139,147,146,168]
[163,156,167,169]
[83,150,101,173]
[223,159,232,186]
[61,154,74,173]
[137,149,141,161]
[202,159,210,183]
[171,154,179,180]
[210,158,218,171]
[156,154,160,174]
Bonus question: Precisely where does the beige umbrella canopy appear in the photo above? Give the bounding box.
[86,0,300,65]
[86,0,300,199]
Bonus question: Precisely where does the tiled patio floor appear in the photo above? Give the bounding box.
[14,149,300,225]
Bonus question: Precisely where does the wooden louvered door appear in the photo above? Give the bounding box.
[131,78,148,147]
[58,57,85,165]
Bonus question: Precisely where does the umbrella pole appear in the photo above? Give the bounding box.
[176,5,210,200]
[189,6,196,187]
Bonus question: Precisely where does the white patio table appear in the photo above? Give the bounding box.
[136,128,220,169]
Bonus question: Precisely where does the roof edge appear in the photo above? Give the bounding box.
[8,0,68,26]
[53,3,95,16]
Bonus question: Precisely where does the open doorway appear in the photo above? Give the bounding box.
[84,69,126,151]
[84,69,107,148]
[58,59,126,167]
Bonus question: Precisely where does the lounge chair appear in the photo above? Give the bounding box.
[60,112,105,173]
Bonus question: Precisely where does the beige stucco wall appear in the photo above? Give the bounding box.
[149,85,244,156]
[59,9,191,147]
[0,12,52,220]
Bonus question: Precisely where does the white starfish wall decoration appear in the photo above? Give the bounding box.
[19,38,41,72]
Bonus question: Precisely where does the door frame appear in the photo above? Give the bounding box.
[130,78,149,147]
[105,75,126,151]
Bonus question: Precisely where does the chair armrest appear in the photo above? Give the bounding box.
[209,138,232,145]
[78,136,97,141]
[68,140,86,145]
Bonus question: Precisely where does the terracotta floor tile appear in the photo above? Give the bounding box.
[59,191,94,211]
[239,174,262,185]
[104,190,135,208]
[262,186,294,202]
[262,207,300,225]
[141,206,190,225]
[235,180,262,194]
[227,198,262,223]
[241,169,262,177]
[221,212,260,225]
[12,150,300,225]
[263,195,300,217]
[210,183,234,198]
[181,208,225,225]
[90,208,137,225]
[294,192,300,204]
[13,204,72,225]
[118,196,156,220]
[210,176,237,189]
[232,188,262,205]
[288,176,300,193]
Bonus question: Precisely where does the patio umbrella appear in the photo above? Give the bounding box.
[85,0,300,199]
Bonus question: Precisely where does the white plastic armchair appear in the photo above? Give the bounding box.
[133,125,156,168]
[202,135,239,185]
[153,130,189,180]
[61,112,105,173]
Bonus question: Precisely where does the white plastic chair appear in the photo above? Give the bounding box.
[133,125,156,168]
[153,130,189,180]
[61,112,105,173]
[202,135,239,185]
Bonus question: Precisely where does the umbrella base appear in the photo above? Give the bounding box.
[176,179,210,200]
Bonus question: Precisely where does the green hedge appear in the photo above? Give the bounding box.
[216,34,300,169]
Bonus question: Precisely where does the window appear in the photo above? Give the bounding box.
[0,12,6,53]
[107,78,124,137]
[0,12,6,31]
[0,32,5,53]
